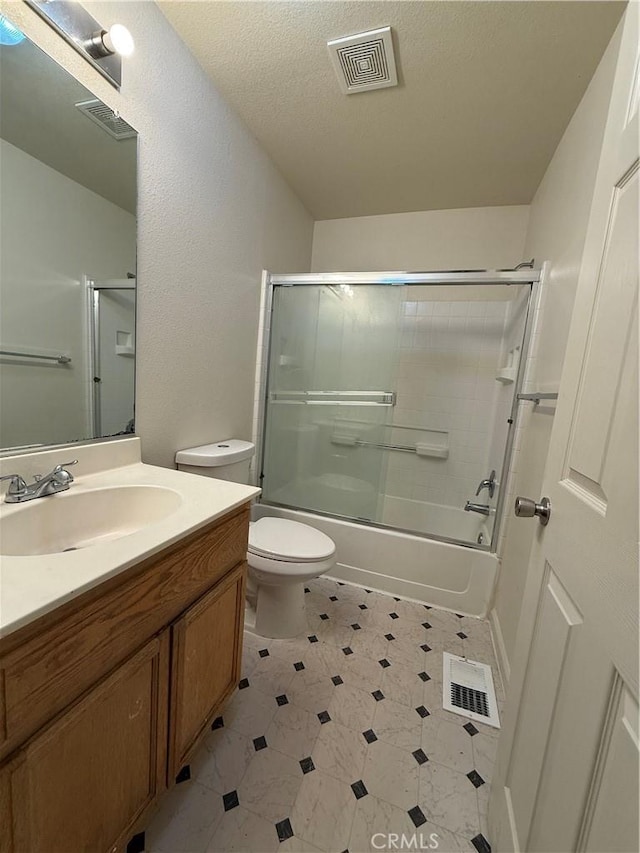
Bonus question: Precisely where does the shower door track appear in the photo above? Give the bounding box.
[257,268,542,553]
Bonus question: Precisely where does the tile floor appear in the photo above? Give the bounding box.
[145,577,504,853]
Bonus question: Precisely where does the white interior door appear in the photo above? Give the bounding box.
[489,7,639,852]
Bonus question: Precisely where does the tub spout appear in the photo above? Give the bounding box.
[465,501,491,516]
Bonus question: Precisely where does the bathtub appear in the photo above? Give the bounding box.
[252,501,499,618]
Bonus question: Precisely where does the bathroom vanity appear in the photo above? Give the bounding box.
[0,439,259,853]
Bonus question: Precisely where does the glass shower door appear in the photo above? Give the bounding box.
[261,279,531,549]
[261,283,404,521]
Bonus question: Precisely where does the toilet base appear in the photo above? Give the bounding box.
[246,581,309,639]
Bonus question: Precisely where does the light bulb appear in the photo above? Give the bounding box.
[0,14,26,46]
[102,24,135,57]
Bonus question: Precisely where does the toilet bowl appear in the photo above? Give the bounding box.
[175,439,336,639]
[246,517,335,638]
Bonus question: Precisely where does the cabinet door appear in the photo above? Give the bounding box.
[169,562,246,777]
[1,634,169,853]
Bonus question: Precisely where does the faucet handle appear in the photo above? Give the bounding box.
[52,460,78,485]
[0,474,28,495]
[54,460,78,472]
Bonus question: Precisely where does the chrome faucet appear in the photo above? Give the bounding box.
[1,460,78,503]
[465,501,491,517]
[475,469,497,499]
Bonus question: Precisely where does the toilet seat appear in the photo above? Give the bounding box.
[248,517,335,563]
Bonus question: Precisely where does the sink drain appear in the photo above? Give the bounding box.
[62,546,78,552]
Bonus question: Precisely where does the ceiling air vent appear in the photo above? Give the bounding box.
[75,98,136,140]
[327,26,398,95]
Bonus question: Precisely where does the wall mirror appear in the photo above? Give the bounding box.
[0,22,137,451]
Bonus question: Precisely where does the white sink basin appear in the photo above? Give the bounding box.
[1,485,183,556]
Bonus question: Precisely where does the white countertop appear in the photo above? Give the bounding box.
[0,439,260,639]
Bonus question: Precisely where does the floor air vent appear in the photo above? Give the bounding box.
[327,27,398,95]
[75,99,137,140]
[443,652,500,728]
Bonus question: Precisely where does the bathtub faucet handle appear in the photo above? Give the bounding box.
[475,470,496,498]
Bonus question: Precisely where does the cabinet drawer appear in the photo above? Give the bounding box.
[169,561,246,778]
[1,634,169,853]
[0,506,249,760]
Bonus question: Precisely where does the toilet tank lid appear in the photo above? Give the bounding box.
[175,439,255,467]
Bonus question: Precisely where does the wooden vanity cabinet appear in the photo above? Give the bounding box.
[2,635,169,853]
[0,504,250,853]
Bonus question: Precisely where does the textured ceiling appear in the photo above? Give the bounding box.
[1,37,137,214]
[159,0,625,220]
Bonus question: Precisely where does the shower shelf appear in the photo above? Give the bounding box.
[331,435,448,458]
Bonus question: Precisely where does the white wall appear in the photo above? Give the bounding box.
[5,0,314,467]
[0,139,135,448]
[490,23,623,680]
[311,205,530,272]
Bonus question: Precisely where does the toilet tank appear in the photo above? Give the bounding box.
[175,439,255,483]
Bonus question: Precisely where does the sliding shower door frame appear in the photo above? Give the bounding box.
[257,269,541,554]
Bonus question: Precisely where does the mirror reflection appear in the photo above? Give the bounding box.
[0,29,137,450]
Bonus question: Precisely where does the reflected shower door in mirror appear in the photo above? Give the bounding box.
[261,283,530,549]
[0,22,137,450]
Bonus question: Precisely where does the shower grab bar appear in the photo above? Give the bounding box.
[270,390,396,406]
[517,392,558,405]
[0,348,71,365]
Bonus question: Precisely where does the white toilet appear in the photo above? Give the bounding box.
[175,439,336,639]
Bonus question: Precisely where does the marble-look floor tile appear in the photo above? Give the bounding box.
[224,684,278,740]
[192,727,255,794]
[348,792,419,851]
[477,783,490,840]
[146,781,223,853]
[246,654,297,697]
[205,804,280,853]
[327,682,377,731]
[314,620,355,649]
[384,637,429,671]
[393,598,432,623]
[311,719,367,784]
[423,822,477,852]
[347,626,390,661]
[421,716,475,774]
[289,768,357,852]
[341,651,386,693]
[472,733,497,782]
[265,702,321,760]
[419,762,481,838]
[361,739,420,810]
[278,836,324,852]
[373,696,423,750]
[285,667,336,715]
[380,660,425,708]
[268,636,311,665]
[144,578,500,853]
[237,747,302,823]
[302,640,352,676]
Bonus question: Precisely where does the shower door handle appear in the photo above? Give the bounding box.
[514,496,551,526]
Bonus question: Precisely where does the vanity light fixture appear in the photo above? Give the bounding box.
[23,0,134,89]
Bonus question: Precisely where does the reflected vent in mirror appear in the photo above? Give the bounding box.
[75,98,136,140]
